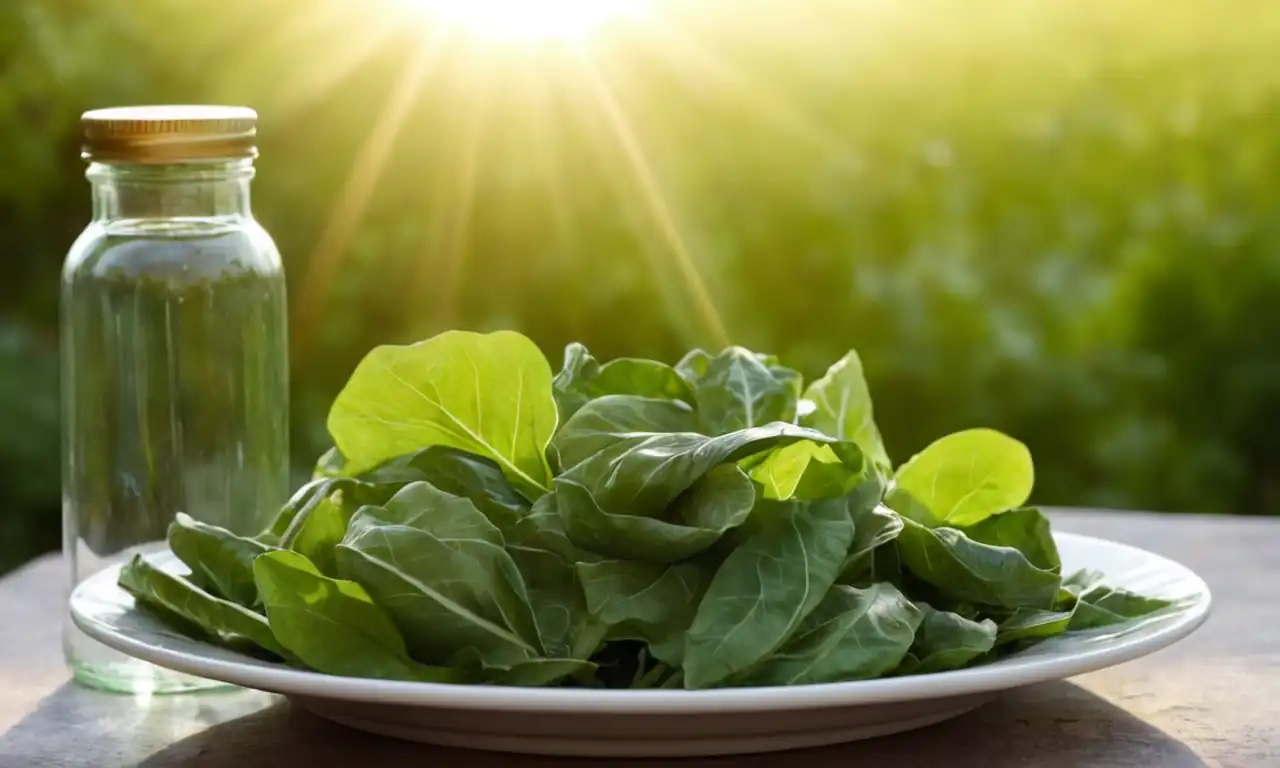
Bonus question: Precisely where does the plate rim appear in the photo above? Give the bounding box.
[70,531,1212,714]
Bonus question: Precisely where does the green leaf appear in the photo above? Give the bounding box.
[551,343,693,422]
[1062,569,1176,630]
[488,659,598,687]
[891,428,1034,527]
[899,603,997,674]
[800,350,892,471]
[289,492,351,578]
[896,517,1062,610]
[335,483,542,666]
[995,607,1073,645]
[506,544,600,660]
[682,492,863,689]
[552,476,747,564]
[837,501,904,583]
[552,395,697,471]
[557,421,830,521]
[253,550,453,682]
[119,554,288,659]
[327,330,559,499]
[357,445,533,534]
[689,347,798,435]
[736,583,922,686]
[962,507,1061,574]
[167,513,273,608]
[577,560,708,647]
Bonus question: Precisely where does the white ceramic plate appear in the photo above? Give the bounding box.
[70,532,1210,757]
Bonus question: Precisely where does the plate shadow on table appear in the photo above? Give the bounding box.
[0,680,1208,768]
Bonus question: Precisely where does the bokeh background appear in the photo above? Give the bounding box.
[2,0,1278,574]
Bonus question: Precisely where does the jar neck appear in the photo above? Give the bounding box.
[87,159,255,222]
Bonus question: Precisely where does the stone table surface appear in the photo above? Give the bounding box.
[1,509,1276,767]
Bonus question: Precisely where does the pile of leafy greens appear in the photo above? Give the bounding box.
[118,330,1175,690]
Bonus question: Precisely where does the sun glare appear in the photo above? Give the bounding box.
[399,0,643,42]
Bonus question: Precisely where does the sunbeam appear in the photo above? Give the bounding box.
[575,52,730,349]
[293,30,450,352]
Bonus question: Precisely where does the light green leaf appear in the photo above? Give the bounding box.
[327,330,558,499]
[892,428,1034,527]
[801,349,892,470]
[167,513,273,608]
[253,550,453,682]
[896,517,1061,610]
[119,554,288,660]
[736,583,922,686]
[289,492,351,578]
[682,492,862,689]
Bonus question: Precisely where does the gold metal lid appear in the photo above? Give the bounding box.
[81,105,258,164]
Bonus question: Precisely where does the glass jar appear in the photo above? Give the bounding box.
[61,106,290,694]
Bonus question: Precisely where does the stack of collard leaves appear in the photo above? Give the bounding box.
[120,331,1174,689]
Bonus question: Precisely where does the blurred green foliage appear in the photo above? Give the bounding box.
[2,0,1278,574]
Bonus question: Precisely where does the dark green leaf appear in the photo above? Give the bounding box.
[736,583,922,686]
[289,493,350,578]
[552,395,697,471]
[577,560,708,646]
[253,550,453,682]
[552,343,693,423]
[896,517,1062,610]
[682,492,862,688]
[838,501,904,583]
[1062,569,1176,630]
[506,544,601,659]
[335,483,542,666]
[119,554,288,659]
[962,507,1061,574]
[689,347,798,435]
[899,603,997,674]
[167,513,273,607]
[995,607,1073,645]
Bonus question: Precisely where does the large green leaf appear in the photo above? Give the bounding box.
[552,395,697,471]
[557,421,830,520]
[551,343,693,423]
[253,550,453,682]
[963,507,1061,574]
[800,350,892,471]
[357,445,532,534]
[119,554,287,659]
[892,428,1034,527]
[898,603,997,674]
[552,473,751,563]
[335,483,542,666]
[327,330,559,499]
[682,492,863,689]
[688,347,799,435]
[896,518,1062,610]
[167,513,273,608]
[736,583,922,686]
[506,544,602,659]
[577,560,708,647]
